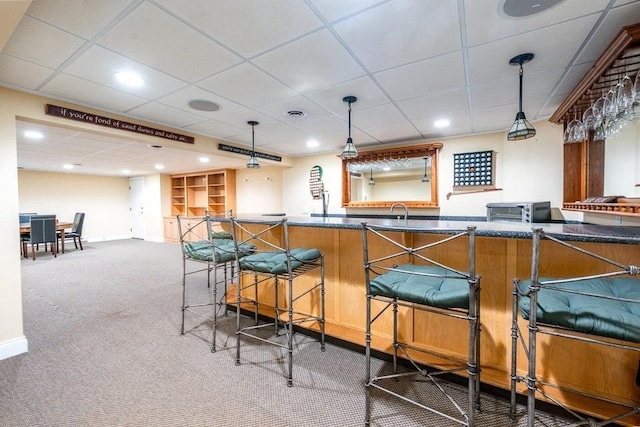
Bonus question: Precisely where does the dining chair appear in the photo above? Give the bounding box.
[23,215,57,260]
[59,212,85,251]
[19,213,37,256]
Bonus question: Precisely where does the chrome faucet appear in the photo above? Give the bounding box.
[390,203,408,221]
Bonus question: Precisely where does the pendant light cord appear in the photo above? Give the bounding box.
[518,65,524,113]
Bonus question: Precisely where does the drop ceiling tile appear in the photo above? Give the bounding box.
[355,104,407,128]
[422,125,472,141]
[538,95,567,118]
[253,29,365,93]
[156,0,323,57]
[412,112,471,134]
[256,95,332,124]
[41,73,148,112]
[333,0,461,72]
[3,15,86,68]
[288,116,348,143]
[470,68,564,110]
[305,76,389,115]
[186,120,246,139]
[0,54,53,90]
[63,45,188,99]
[26,0,134,39]
[155,85,247,118]
[467,14,600,87]
[465,0,609,47]
[198,63,297,108]
[374,51,466,101]
[39,142,105,156]
[98,2,241,83]
[472,99,545,128]
[127,102,208,128]
[362,121,421,142]
[310,0,388,22]
[573,2,640,64]
[397,89,469,120]
[549,62,594,98]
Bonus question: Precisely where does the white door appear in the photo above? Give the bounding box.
[130,177,145,239]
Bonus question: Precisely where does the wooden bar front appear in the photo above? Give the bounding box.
[229,221,640,424]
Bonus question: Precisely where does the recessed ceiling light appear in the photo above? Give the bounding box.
[434,119,450,128]
[154,164,165,170]
[307,139,319,148]
[63,164,74,170]
[24,130,44,139]
[199,157,210,163]
[115,71,145,87]
[122,169,131,174]
[188,100,221,112]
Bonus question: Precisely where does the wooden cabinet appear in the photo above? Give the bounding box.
[170,169,236,217]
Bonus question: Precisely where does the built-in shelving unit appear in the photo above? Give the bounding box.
[165,169,236,242]
[170,169,236,217]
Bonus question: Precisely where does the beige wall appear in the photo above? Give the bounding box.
[18,171,131,241]
[0,99,25,359]
[281,120,577,220]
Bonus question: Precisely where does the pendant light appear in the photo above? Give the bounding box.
[246,120,260,169]
[421,156,430,183]
[341,96,358,159]
[368,168,375,186]
[507,53,536,141]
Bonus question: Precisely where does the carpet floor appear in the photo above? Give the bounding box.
[1,239,573,426]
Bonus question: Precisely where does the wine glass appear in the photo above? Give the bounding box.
[616,75,634,112]
[564,110,586,143]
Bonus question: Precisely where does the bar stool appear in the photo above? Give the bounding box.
[177,215,254,352]
[229,217,325,387]
[510,227,640,426]
[362,223,481,426]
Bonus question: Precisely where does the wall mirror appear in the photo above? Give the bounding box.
[341,142,442,208]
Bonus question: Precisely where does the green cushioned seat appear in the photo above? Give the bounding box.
[183,240,255,263]
[239,248,322,274]
[211,230,232,239]
[369,264,470,309]
[518,277,640,343]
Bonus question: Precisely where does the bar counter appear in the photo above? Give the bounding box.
[217,215,640,424]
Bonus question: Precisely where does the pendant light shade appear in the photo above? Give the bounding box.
[421,156,430,183]
[341,96,358,159]
[507,53,536,141]
[247,120,260,169]
[368,168,375,186]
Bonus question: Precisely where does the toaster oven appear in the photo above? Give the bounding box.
[486,201,551,223]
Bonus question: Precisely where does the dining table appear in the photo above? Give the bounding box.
[20,221,75,254]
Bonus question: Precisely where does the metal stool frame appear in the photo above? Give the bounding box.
[510,227,640,427]
[177,214,238,352]
[230,217,325,387]
[362,223,481,426]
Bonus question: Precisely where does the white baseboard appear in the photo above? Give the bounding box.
[0,336,28,361]
[84,235,132,243]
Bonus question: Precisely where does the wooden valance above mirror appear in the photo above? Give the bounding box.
[341,142,442,208]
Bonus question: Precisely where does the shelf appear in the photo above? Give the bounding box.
[169,169,235,223]
[563,202,640,217]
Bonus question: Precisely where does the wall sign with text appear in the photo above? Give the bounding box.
[45,104,195,144]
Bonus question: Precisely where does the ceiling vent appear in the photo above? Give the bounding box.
[285,109,308,118]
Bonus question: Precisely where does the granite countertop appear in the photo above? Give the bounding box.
[212,215,640,245]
